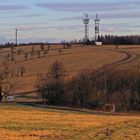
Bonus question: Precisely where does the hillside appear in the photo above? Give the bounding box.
[0,45,127,94]
[1,44,140,102]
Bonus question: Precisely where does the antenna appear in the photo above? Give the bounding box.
[15,28,17,46]
[94,14,100,41]
[83,13,89,41]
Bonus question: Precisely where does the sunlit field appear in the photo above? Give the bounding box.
[0,44,128,94]
[0,104,140,140]
[0,45,140,139]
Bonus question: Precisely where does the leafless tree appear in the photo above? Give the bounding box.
[40,44,45,51]
[43,50,48,57]
[36,61,66,105]
[0,62,14,102]
[49,61,65,80]
[24,53,28,61]
[17,48,22,55]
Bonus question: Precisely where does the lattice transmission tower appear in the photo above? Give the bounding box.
[83,13,89,41]
[94,14,100,41]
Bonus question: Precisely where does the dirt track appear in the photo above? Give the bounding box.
[96,48,138,73]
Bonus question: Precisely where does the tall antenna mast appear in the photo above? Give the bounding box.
[15,28,17,45]
[83,13,89,41]
[94,14,100,41]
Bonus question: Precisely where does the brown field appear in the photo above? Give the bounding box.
[0,104,140,140]
[1,45,140,140]
[0,44,131,94]
[1,44,140,98]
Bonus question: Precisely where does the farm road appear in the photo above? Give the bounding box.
[95,47,139,73]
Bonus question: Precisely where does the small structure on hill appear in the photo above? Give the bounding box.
[95,42,102,46]
[103,103,116,112]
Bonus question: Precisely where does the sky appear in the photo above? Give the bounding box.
[0,0,140,43]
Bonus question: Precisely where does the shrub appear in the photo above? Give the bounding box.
[36,63,140,111]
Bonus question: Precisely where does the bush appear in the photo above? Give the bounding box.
[36,63,140,112]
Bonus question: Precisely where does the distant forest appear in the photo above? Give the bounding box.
[1,35,140,47]
[97,35,140,45]
[79,35,140,45]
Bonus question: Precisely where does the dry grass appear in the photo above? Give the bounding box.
[112,45,140,70]
[1,45,140,140]
[0,45,127,93]
[0,104,140,140]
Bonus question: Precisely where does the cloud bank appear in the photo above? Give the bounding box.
[35,2,137,12]
[0,5,28,11]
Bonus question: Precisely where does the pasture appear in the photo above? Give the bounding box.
[0,104,140,140]
[0,45,140,139]
[0,44,129,95]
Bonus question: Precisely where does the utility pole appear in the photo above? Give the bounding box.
[15,28,17,46]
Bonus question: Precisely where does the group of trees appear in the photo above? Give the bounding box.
[0,62,14,102]
[0,61,24,102]
[1,35,140,49]
[97,35,140,45]
[36,62,140,112]
[36,61,66,105]
[0,43,15,49]
[68,35,140,45]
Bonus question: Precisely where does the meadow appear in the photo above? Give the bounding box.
[0,45,140,139]
[0,44,128,94]
[0,104,140,140]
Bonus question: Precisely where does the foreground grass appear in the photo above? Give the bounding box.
[0,104,140,140]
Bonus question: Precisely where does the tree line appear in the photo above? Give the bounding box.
[97,35,140,45]
[36,61,140,112]
[1,35,140,49]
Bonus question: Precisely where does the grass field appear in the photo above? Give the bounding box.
[0,45,128,94]
[1,44,140,99]
[0,104,140,140]
[0,45,140,140]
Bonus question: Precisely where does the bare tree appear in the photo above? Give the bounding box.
[20,66,26,77]
[58,49,62,55]
[48,45,50,50]
[49,61,65,80]
[36,61,66,105]
[37,51,41,58]
[44,50,48,57]
[17,48,22,55]
[0,62,12,102]
[40,44,45,51]
[24,53,28,61]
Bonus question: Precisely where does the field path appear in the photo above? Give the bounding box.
[96,47,138,73]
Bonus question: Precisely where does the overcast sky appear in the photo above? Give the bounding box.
[0,0,140,43]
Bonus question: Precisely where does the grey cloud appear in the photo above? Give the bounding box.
[0,36,12,43]
[35,2,133,12]
[101,22,137,33]
[0,5,28,11]
[100,11,140,19]
[58,10,140,21]
[0,36,62,44]
[16,14,45,18]
[59,16,82,21]
[48,25,82,30]
[19,37,62,43]
[16,24,82,32]
[0,13,45,19]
